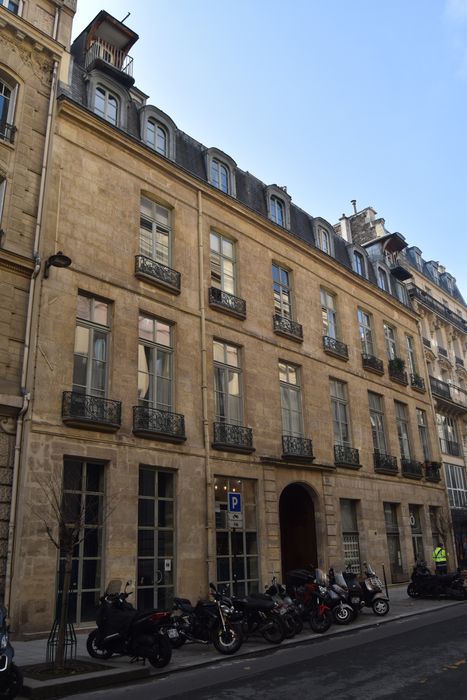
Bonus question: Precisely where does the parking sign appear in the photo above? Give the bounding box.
[228,492,242,513]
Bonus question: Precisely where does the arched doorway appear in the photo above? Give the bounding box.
[279,483,317,578]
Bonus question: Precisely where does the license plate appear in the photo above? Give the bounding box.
[351,597,360,604]
[167,629,179,639]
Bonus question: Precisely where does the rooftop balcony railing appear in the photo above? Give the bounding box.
[212,422,255,454]
[401,458,423,480]
[0,121,16,144]
[408,285,467,333]
[135,254,181,294]
[208,287,246,319]
[62,391,121,432]
[282,435,314,462]
[410,374,426,392]
[85,38,134,77]
[334,444,360,468]
[273,314,303,342]
[133,406,186,443]
[323,336,349,361]
[373,452,398,474]
[361,353,384,375]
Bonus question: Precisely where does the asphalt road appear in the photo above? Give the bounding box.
[61,605,467,699]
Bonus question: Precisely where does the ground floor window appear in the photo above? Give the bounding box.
[59,459,105,624]
[409,504,424,564]
[214,476,258,595]
[137,467,175,611]
[340,499,361,573]
[384,502,403,579]
[445,463,467,509]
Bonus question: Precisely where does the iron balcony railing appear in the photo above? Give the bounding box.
[133,406,186,442]
[410,374,426,392]
[401,458,423,479]
[0,121,16,144]
[422,337,432,349]
[212,422,254,453]
[388,365,408,386]
[208,287,246,319]
[408,285,467,333]
[85,39,134,77]
[282,435,314,462]
[455,356,465,368]
[323,336,349,360]
[424,462,441,482]
[373,452,398,474]
[272,314,303,341]
[429,375,451,400]
[62,391,121,431]
[388,261,412,281]
[438,346,448,358]
[135,254,181,294]
[439,438,461,457]
[361,353,384,375]
[334,444,360,467]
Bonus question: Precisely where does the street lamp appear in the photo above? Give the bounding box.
[44,251,72,278]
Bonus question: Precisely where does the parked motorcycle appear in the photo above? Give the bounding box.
[0,605,22,700]
[165,583,243,655]
[328,568,357,623]
[86,580,172,668]
[407,562,467,599]
[264,576,303,636]
[343,563,389,616]
[225,588,286,644]
[287,568,334,633]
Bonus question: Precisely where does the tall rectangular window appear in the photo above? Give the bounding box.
[340,499,361,573]
[137,468,175,611]
[395,401,411,459]
[330,379,350,447]
[384,502,403,578]
[353,250,365,276]
[368,392,387,454]
[445,464,467,508]
[210,231,236,294]
[215,476,258,596]
[321,289,337,339]
[272,264,292,318]
[214,341,243,425]
[358,308,374,356]
[384,322,397,360]
[409,504,425,563]
[140,196,171,266]
[73,294,110,397]
[279,362,303,437]
[59,459,105,624]
[416,408,430,461]
[406,335,417,374]
[138,315,173,412]
[436,413,459,455]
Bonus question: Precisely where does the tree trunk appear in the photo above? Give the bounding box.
[55,551,73,671]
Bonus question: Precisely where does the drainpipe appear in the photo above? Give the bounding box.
[197,190,214,584]
[4,54,60,614]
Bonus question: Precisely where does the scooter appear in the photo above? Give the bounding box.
[0,605,22,700]
[86,580,173,668]
[343,562,389,616]
[407,561,467,599]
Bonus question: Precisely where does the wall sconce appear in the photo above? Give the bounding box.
[44,251,72,278]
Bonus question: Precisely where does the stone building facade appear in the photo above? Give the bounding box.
[2,9,455,633]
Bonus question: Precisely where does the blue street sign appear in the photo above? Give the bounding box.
[228,492,242,513]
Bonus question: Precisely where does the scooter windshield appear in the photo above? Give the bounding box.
[315,569,329,586]
[333,571,348,590]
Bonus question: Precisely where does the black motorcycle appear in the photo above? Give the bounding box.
[165,583,243,655]
[407,562,467,599]
[228,590,286,644]
[343,562,389,616]
[328,568,357,623]
[287,568,334,633]
[0,605,22,700]
[264,576,303,636]
[86,580,172,668]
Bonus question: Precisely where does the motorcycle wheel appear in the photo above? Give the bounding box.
[212,623,243,655]
[281,612,297,639]
[332,604,352,625]
[86,629,113,659]
[310,609,332,633]
[372,599,389,616]
[261,617,285,644]
[407,583,419,598]
[0,663,23,700]
[292,612,304,635]
[148,633,172,669]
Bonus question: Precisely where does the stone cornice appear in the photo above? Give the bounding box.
[0,6,65,59]
[0,248,34,277]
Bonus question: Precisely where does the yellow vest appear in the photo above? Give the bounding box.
[433,547,447,563]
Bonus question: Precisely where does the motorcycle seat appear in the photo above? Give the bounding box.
[173,597,195,613]
[234,597,275,612]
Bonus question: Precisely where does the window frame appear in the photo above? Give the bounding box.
[368,392,387,454]
[384,322,397,360]
[140,196,172,267]
[73,294,110,398]
[213,340,244,426]
[352,249,366,277]
[416,408,430,461]
[93,84,119,125]
[395,401,411,459]
[210,230,236,295]
[330,379,351,447]
[445,463,467,508]
[377,266,390,292]
[279,361,304,438]
[0,0,21,15]
[406,334,417,374]
[146,119,168,156]
[266,185,291,229]
[272,263,293,319]
[321,288,338,340]
[137,315,174,414]
[316,227,331,255]
[205,148,237,197]
[0,73,18,141]
[358,308,374,356]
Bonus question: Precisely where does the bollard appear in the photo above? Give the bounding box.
[381,563,389,599]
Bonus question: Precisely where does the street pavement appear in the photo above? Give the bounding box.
[15,583,467,698]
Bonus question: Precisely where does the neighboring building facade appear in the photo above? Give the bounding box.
[0,0,75,600]
[3,10,453,633]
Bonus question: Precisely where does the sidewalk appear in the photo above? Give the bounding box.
[15,584,467,699]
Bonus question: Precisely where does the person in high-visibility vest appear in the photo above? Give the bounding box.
[432,543,447,574]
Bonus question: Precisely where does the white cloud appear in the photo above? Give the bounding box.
[445,0,467,21]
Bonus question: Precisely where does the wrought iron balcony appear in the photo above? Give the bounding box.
[388,262,412,281]
[438,346,448,358]
[430,375,451,400]
[455,356,464,368]
[408,285,467,333]
[85,39,134,84]
[282,435,314,462]
[135,255,181,294]
[212,422,255,454]
[133,406,186,442]
[439,438,461,457]
[0,121,16,144]
[62,391,121,432]
[388,359,408,386]
[272,314,303,342]
[422,337,432,349]
[373,452,398,474]
[401,458,423,480]
[361,353,384,375]
[334,444,360,468]
[208,287,246,319]
[323,336,349,361]
[410,374,426,392]
[424,461,441,483]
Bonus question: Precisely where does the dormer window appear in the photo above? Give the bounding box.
[378,267,389,292]
[353,250,365,277]
[205,149,236,197]
[146,120,168,156]
[316,227,331,254]
[94,85,118,125]
[211,159,230,193]
[270,196,284,226]
[266,184,291,229]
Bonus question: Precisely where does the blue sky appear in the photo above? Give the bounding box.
[73,0,467,296]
